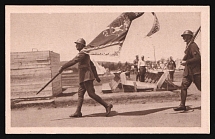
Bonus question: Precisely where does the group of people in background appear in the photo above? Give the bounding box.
[133,55,146,82]
[133,55,177,82]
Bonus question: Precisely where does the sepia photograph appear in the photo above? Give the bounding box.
[5,6,210,134]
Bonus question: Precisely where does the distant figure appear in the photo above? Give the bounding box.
[104,68,111,76]
[133,55,140,81]
[130,65,135,74]
[159,61,164,69]
[173,30,201,111]
[167,56,176,81]
[59,38,113,117]
[138,55,146,82]
[123,62,131,78]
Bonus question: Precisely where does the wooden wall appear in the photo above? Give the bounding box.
[49,51,62,96]
[10,51,62,99]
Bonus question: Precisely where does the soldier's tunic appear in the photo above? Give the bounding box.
[61,51,107,107]
[167,59,176,81]
[181,42,201,91]
[61,51,97,83]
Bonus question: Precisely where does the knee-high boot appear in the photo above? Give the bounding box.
[70,97,83,118]
[76,97,84,113]
[173,88,187,111]
[85,80,113,116]
[90,93,108,107]
[180,88,187,107]
[90,94,113,117]
[97,96,113,117]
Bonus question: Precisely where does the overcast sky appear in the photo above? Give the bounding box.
[9,6,202,63]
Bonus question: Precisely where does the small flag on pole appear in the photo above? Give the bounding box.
[146,12,160,37]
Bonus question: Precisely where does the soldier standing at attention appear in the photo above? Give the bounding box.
[133,55,140,81]
[173,30,201,111]
[59,38,113,117]
[167,56,176,82]
[138,55,146,82]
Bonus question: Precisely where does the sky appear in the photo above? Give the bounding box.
[9,6,202,63]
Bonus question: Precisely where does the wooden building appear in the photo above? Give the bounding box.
[10,51,62,99]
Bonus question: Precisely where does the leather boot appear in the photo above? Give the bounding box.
[88,91,113,116]
[173,105,186,111]
[105,104,113,117]
[96,98,113,117]
[69,112,82,118]
[173,89,187,111]
[70,97,83,118]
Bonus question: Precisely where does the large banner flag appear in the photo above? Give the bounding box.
[146,12,160,37]
[82,12,144,56]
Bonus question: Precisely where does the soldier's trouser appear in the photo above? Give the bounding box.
[180,74,201,106]
[139,66,146,82]
[169,71,175,81]
[75,80,108,113]
[134,68,139,81]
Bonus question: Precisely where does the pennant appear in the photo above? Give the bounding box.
[82,12,144,56]
[146,12,160,37]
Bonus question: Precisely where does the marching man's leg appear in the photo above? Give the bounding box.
[69,83,86,118]
[84,80,113,116]
[173,76,192,111]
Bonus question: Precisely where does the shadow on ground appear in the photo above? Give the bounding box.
[50,106,174,121]
[84,106,174,117]
[168,106,201,114]
[56,92,77,97]
[50,105,201,121]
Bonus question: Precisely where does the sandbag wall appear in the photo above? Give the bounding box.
[10,51,62,99]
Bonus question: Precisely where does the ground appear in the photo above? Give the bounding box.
[11,101,201,128]
[9,70,206,133]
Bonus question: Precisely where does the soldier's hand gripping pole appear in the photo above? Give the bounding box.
[36,72,61,95]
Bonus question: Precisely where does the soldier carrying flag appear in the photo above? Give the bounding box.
[59,38,113,117]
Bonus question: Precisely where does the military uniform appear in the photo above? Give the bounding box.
[173,30,201,111]
[60,39,112,117]
[174,42,201,111]
[138,59,146,82]
[167,59,176,81]
[181,41,201,91]
[133,59,140,81]
[61,51,96,83]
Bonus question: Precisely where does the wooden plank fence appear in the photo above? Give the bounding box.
[10,51,62,99]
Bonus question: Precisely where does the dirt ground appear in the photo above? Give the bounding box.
[11,100,201,129]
